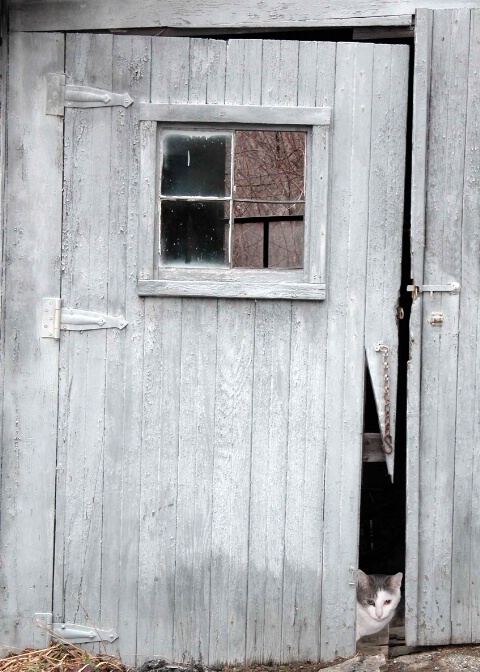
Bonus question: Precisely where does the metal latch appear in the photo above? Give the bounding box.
[407,281,460,300]
[34,613,118,644]
[46,73,134,116]
[41,298,127,339]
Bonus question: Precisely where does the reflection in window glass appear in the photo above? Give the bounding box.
[158,129,306,269]
[161,201,228,266]
[161,132,231,198]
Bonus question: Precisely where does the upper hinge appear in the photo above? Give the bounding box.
[46,73,134,116]
[34,613,118,644]
[41,298,127,339]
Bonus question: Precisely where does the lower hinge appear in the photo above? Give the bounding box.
[41,298,127,339]
[34,613,118,644]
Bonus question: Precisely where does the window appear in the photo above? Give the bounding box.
[137,103,330,300]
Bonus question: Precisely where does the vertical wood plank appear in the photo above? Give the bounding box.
[55,33,113,638]
[136,36,189,662]
[451,8,480,645]
[137,299,183,662]
[280,41,335,663]
[417,9,469,645]
[406,8,433,646]
[97,35,151,665]
[364,43,409,479]
[321,42,374,660]
[0,32,64,649]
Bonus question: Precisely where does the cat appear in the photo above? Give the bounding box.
[356,569,403,641]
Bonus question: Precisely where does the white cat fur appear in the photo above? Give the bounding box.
[356,570,403,641]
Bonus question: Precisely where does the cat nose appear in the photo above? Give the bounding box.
[375,608,383,619]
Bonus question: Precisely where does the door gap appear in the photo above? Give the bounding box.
[358,34,413,648]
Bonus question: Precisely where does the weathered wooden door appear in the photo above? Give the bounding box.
[1,33,408,665]
[407,7,480,647]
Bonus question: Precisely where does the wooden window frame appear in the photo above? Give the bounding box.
[137,103,331,300]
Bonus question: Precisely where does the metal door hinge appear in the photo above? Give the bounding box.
[407,281,460,300]
[41,298,127,339]
[34,613,118,644]
[46,73,134,116]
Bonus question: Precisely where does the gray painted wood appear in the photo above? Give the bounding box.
[136,36,188,665]
[452,9,480,644]
[54,34,152,665]
[55,32,115,645]
[406,7,433,646]
[280,42,335,663]
[321,42,374,660]
[3,33,407,663]
[364,43,409,480]
[0,32,64,650]
[96,34,152,662]
[138,279,326,300]
[408,8,480,648]
[451,9,480,643]
[245,40,296,664]
[208,42,254,663]
[16,0,475,32]
[418,8,469,646]
[139,103,330,126]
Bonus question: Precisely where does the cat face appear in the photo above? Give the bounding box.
[356,570,403,622]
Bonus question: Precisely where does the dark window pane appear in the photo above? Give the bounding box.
[161,133,231,197]
[160,200,228,267]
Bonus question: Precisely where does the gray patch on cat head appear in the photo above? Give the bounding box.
[356,570,403,603]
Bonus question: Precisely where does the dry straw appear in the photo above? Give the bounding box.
[0,642,127,672]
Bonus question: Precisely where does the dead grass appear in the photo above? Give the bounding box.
[0,643,127,672]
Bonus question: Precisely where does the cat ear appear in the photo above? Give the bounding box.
[389,572,403,591]
[357,569,371,590]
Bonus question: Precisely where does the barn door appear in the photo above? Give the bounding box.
[30,34,408,665]
[407,8,480,647]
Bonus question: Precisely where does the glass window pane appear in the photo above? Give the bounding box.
[160,200,228,267]
[161,132,232,197]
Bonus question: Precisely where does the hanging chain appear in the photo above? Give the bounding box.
[374,344,393,455]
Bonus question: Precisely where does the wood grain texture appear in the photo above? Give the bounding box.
[405,7,433,647]
[3,32,409,663]
[138,279,326,300]
[416,9,469,646]
[55,32,114,646]
[97,34,152,663]
[139,103,330,125]
[0,32,64,650]
[321,42,374,660]
[136,36,188,664]
[280,43,335,662]
[245,40,296,664]
[364,43,409,480]
[16,0,475,32]
[54,36,152,667]
[451,8,480,645]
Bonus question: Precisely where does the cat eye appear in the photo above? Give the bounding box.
[384,599,392,604]
[366,599,375,605]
